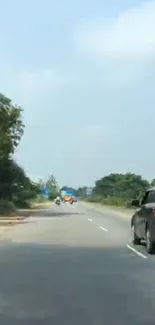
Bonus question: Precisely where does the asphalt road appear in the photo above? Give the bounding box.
[0,202,155,324]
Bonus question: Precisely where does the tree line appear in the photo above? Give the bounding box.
[0,93,41,213]
[76,173,155,207]
[38,174,59,200]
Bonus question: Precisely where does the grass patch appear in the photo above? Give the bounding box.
[86,195,133,208]
[29,195,51,207]
[0,196,52,219]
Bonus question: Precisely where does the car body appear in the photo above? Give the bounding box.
[63,195,74,203]
[69,196,74,204]
[131,187,155,254]
[64,196,71,202]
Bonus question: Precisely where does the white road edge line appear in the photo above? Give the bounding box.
[127,244,147,259]
[99,226,108,232]
[88,218,92,222]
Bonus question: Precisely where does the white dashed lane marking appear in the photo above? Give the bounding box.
[99,226,108,232]
[87,218,148,259]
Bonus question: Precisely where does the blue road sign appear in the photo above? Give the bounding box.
[61,190,74,197]
[66,190,74,196]
[42,187,50,197]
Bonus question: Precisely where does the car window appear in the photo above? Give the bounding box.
[141,191,150,205]
[143,190,155,204]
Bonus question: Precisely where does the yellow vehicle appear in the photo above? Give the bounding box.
[64,195,71,202]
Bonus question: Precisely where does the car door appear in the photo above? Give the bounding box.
[135,191,150,238]
[141,190,155,234]
[138,190,155,238]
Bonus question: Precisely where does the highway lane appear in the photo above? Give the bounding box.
[79,202,131,245]
[79,202,149,258]
[0,202,155,324]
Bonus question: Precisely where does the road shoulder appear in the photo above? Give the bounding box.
[80,201,135,220]
[0,202,54,237]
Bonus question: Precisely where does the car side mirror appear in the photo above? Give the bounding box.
[131,199,140,207]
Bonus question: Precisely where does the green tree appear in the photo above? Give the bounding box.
[38,179,45,191]
[90,173,149,206]
[0,93,39,210]
[0,94,24,158]
[0,158,40,205]
[76,187,88,199]
[46,174,59,200]
[46,174,58,189]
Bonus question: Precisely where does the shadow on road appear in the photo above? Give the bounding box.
[20,209,85,218]
[36,211,85,217]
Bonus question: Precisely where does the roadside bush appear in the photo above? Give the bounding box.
[86,195,131,207]
[0,200,16,216]
[87,195,103,203]
[31,195,48,204]
[101,197,127,206]
[83,173,150,208]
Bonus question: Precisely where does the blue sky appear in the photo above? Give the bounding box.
[1,0,155,187]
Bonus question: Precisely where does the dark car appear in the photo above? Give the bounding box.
[131,187,155,254]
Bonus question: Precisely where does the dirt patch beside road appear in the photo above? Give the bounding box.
[18,201,54,217]
[0,202,53,234]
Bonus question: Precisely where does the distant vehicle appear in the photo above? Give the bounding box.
[55,197,61,205]
[70,196,75,204]
[63,195,74,204]
[64,196,72,203]
[131,187,155,254]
